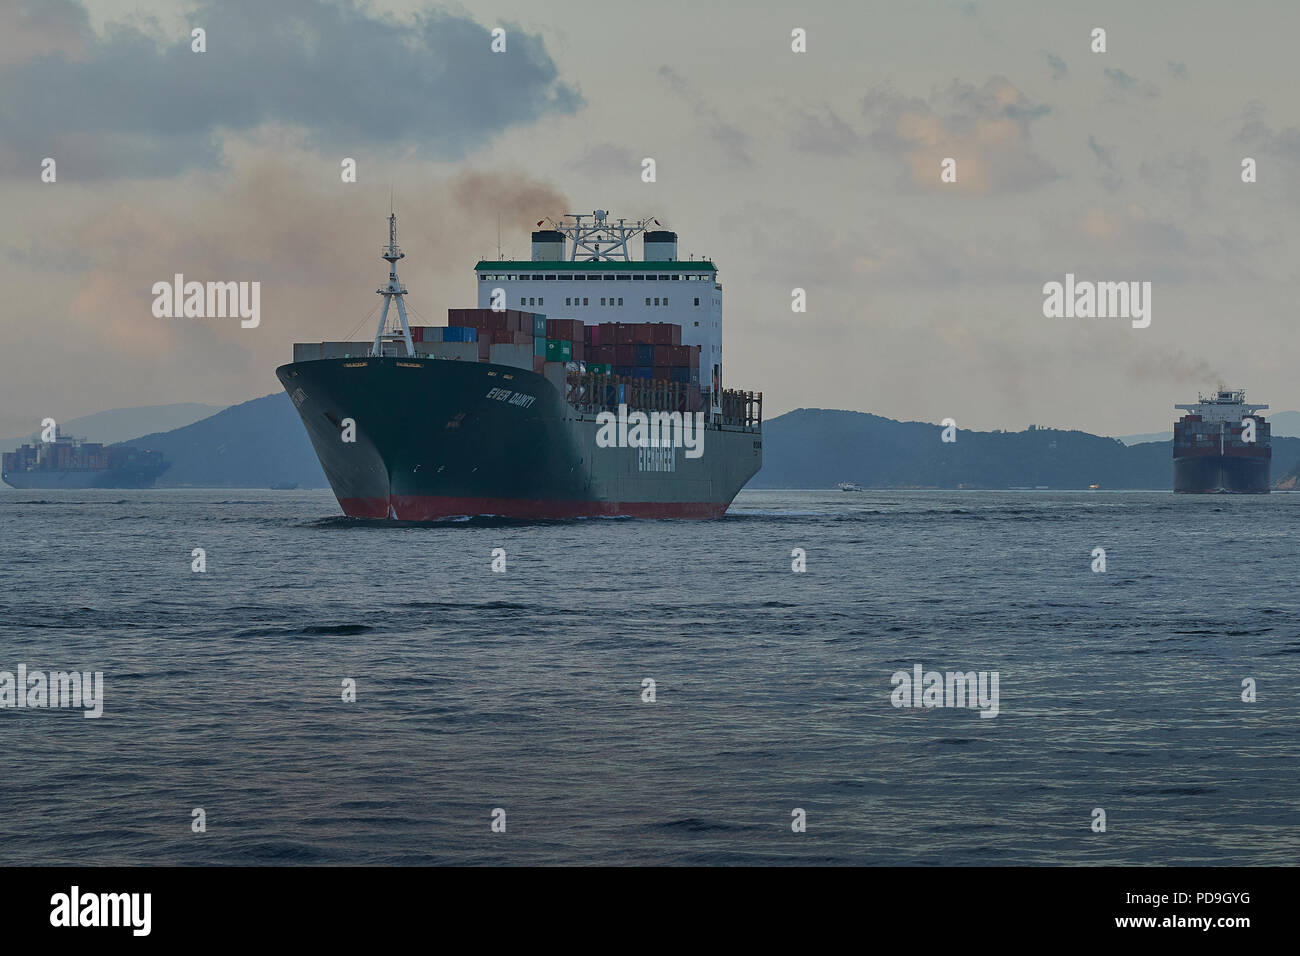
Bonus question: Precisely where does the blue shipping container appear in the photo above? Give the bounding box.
[633,344,654,365]
[633,367,653,380]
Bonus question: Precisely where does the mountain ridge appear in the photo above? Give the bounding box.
[95,397,1300,491]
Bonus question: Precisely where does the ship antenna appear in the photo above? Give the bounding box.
[369,209,415,357]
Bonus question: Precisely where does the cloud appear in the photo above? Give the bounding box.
[1167,61,1187,80]
[569,142,638,176]
[789,106,862,155]
[859,76,1057,194]
[1042,51,1067,80]
[1103,68,1159,98]
[1137,150,1210,207]
[0,0,92,65]
[0,0,581,179]
[1235,101,1300,161]
[657,65,753,168]
[1044,203,1266,283]
[1086,135,1123,192]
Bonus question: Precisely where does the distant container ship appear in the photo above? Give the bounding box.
[1173,388,1270,493]
[278,209,763,519]
[2,436,169,489]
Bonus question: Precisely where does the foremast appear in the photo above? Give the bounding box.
[370,213,415,357]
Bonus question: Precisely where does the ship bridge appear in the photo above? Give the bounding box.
[1176,387,1268,423]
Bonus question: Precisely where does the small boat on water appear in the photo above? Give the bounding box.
[837,481,862,492]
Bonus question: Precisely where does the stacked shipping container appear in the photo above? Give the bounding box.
[293,314,700,386]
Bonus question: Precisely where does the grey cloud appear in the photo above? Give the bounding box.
[1087,135,1122,192]
[569,142,638,176]
[790,106,861,156]
[657,65,753,168]
[1137,150,1210,207]
[1103,68,1159,98]
[1167,61,1187,80]
[1042,51,1067,80]
[0,0,92,64]
[859,77,1057,194]
[0,0,582,179]
[1235,102,1300,161]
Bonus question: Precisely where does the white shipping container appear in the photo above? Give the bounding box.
[488,343,534,370]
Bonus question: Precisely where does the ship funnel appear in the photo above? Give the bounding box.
[531,229,565,261]
[643,230,677,261]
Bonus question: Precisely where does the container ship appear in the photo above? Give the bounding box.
[1173,388,1270,493]
[277,210,763,519]
[2,436,169,489]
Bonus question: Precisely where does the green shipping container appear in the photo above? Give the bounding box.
[544,339,572,361]
[534,337,547,357]
[587,363,612,375]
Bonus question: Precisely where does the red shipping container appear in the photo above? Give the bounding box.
[532,355,546,374]
[450,308,509,332]
[410,326,424,343]
[653,345,671,366]
[615,345,636,366]
[545,318,579,340]
[650,323,675,345]
[448,308,484,327]
[478,338,491,361]
[632,324,654,344]
[592,345,616,364]
[586,324,599,346]
[613,323,634,345]
[571,340,584,362]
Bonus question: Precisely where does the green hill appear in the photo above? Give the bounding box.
[115,399,1300,490]
[750,407,1300,490]
[121,393,327,488]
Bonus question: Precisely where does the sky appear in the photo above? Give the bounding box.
[2,0,1299,437]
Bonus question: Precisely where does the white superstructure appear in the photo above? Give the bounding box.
[475,210,724,404]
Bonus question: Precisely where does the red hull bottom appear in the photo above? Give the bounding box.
[339,495,731,520]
